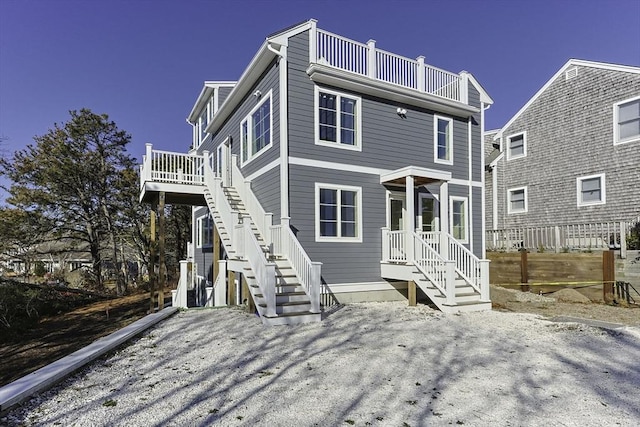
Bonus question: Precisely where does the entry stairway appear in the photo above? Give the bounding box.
[205,185,321,325]
[382,230,491,313]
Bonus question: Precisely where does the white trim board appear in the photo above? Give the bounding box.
[323,281,408,293]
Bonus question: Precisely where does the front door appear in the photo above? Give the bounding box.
[388,193,406,231]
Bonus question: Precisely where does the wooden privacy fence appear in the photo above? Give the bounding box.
[487,251,617,302]
[486,218,639,258]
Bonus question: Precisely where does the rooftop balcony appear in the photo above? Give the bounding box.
[313,28,464,103]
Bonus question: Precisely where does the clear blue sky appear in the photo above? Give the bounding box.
[1,0,639,200]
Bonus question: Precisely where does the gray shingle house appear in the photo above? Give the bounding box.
[140,20,493,324]
[486,59,640,247]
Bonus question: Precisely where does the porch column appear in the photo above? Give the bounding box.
[405,175,415,263]
[439,182,449,259]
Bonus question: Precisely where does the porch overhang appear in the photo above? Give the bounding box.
[380,166,451,186]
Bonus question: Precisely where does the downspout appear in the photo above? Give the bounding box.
[268,42,291,225]
[481,102,491,258]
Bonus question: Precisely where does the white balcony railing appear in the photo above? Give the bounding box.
[140,144,205,190]
[315,29,463,102]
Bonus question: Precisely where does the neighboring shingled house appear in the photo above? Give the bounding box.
[140,19,493,324]
[486,60,640,238]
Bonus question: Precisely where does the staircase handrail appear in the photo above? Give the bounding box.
[203,161,240,254]
[243,220,276,317]
[231,154,274,245]
[412,231,455,305]
[444,232,490,301]
[271,223,321,313]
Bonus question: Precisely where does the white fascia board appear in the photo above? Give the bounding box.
[186,82,237,123]
[464,72,494,105]
[380,166,452,184]
[205,20,314,136]
[496,59,640,140]
[308,64,479,118]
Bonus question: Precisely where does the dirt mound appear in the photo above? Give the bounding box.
[551,288,591,303]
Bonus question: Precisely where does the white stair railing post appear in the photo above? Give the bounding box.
[233,213,244,258]
[175,260,188,309]
[281,217,291,256]
[215,260,227,306]
[479,259,490,302]
[620,221,627,259]
[310,262,322,313]
[381,227,390,262]
[445,260,456,306]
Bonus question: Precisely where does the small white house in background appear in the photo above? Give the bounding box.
[140,19,494,325]
[485,59,640,253]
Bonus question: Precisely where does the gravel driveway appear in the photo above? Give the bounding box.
[5,302,640,426]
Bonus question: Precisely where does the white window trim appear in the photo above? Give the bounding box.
[241,89,273,167]
[506,131,527,161]
[449,196,469,244]
[507,186,528,214]
[613,95,640,146]
[196,214,213,248]
[433,115,454,165]
[314,86,362,152]
[315,183,363,243]
[577,173,606,207]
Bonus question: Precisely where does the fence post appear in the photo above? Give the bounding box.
[554,226,561,253]
[520,249,529,292]
[620,221,627,260]
[603,250,615,303]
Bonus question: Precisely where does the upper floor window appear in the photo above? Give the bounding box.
[507,186,528,214]
[315,87,361,151]
[241,90,272,165]
[506,132,526,160]
[199,108,209,143]
[450,196,468,243]
[434,115,453,165]
[315,183,362,242]
[577,173,605,207]
[614,96,640,145]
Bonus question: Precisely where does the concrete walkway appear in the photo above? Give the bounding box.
[0,306,178,412]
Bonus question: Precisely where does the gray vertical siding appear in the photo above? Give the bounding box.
[218,86,233,107]
[494,65,640,228]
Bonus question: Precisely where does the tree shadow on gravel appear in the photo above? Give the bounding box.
[6,305,640,426]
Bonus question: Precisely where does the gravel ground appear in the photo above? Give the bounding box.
[4,302,640,426]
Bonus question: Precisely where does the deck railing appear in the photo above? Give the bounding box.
[140,144,205,190]
[271,222,321,313]
[486,218,639,258]
[381,229,407,262]
[315,29,463,102]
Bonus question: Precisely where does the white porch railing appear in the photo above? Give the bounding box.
[413,232,456,305]
[381,229,407,262]
[315,29,463,102]
[271,222,321,314]
[140,144,205,191]
[486,219,639,258]
[231,154,273,244]
[446,233,489,300]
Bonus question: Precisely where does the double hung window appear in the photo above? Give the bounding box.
[614,96,640,145]
[450,197,468,243]
[316,184,362,242]
[507,187,528,214]
[241,90,272,165]
[577,174,605,206]
[507,132,526,160]
[316,87,361,150]
[434,115,453,164]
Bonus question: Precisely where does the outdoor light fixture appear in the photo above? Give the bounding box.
[396,107,407,118]
[253,90,262,98]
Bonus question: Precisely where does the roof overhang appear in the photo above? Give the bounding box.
[187,81,237,123]
[308,64,479,118]
[380,166,451,186]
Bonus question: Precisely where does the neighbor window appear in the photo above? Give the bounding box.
[507,132,526,160]
[450,197,468,243]
[315,184,362,242]
[577,174,605,206]
[315,87,361,150]
[241,90,272,165]
[434,115,453,164]
[614,96,640,145]
[507,187,528,214]
[197,214,213,248]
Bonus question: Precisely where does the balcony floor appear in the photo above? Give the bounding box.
[140,182,207,206]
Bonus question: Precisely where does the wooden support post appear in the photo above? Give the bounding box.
[603,250,615,303]
[228,270,236,306]
[149,204,157,313]
[408,280,417,306]
[520,249,529,292]
[158,192,166,311]
[242,275,255,313]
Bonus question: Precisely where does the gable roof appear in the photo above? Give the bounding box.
[495,59,640,140]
